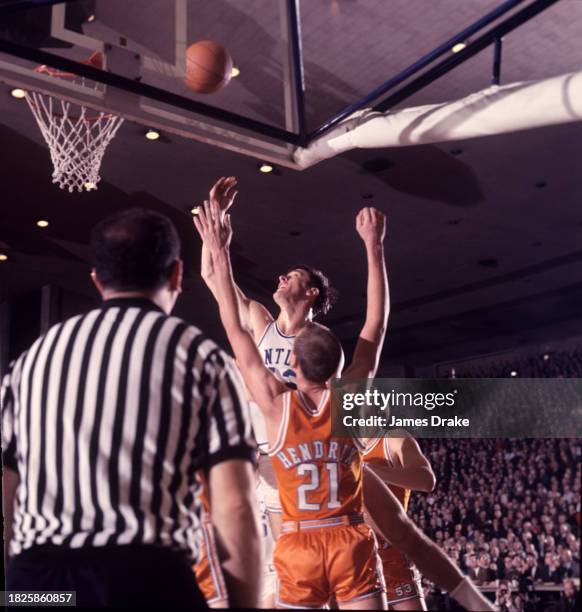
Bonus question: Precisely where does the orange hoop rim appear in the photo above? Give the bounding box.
[30,53,117,123]
[33,51,104,79]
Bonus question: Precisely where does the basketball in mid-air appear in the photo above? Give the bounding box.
[185,40,233,94]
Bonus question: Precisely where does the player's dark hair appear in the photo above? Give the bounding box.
[294,323,342,383]
[289,265,338,318]
[91,208,181,291]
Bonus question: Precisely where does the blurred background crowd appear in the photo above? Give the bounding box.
[415,347,581,610]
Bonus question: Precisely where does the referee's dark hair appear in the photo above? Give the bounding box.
[91,208,181,291]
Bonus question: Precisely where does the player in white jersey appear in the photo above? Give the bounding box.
[198,177,339,606]
[254,322,296,518]
[257,320,297,386]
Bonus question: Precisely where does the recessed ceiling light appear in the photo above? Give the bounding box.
[543,354,550,361]
[0,253,8,262]
[145,129,160,141]
[84,181,97,191]
[452,42,467,53]
[259,163,273,173]
[510,370,517,377]
[36,219,49,228]
[191,206,200,215]
[10,88,26,99]
[231,66,240,78]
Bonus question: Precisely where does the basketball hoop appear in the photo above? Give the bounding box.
[25,53,124,193]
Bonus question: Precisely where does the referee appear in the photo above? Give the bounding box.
[1,208,262,608]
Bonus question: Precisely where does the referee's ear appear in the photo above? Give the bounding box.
[90,268,105,296]
[169,259,183,294]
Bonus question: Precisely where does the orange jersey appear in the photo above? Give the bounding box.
[361,438,423,605]
[269,390,363,522]
[361,437,410,511]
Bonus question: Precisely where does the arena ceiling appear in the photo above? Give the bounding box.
[1,0,582,368]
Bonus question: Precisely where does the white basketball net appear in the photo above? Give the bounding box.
[26,69,124,193]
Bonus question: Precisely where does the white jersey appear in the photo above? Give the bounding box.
[257,321,297,388]
[251,321,297,451]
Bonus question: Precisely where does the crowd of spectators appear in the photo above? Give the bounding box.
[414,439,580,610]
[446,344,582,379]
[418,346,581,610]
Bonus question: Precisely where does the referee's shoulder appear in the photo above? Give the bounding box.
[6,311,88,378]
[165,314,233,364]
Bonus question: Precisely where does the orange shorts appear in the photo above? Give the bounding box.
[274,522,385,608]
[193,520,228,607]
[378,542,423,605]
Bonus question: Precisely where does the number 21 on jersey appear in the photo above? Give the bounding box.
[297,462,340,511]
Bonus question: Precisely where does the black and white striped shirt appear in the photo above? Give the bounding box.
[0,298,255,561]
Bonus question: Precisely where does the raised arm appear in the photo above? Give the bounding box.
[194,200,285,416]
[343,207,389,379]
[199,177,273,340]
[363,467,495,611]
[370,436,436,493]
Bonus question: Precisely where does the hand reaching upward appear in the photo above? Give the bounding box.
[356,207,386,247]
[209,176,238,218]
[193,198,233,255]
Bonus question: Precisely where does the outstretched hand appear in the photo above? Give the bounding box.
[356,207,386,246]
[193,198,233,254]
[209,176,238,217]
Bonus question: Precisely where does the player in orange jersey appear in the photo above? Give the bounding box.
[199,178,340,605]
[192,472,229,608]
[363,467,496,612]
[362,436,436,610]
[196,201,390,609]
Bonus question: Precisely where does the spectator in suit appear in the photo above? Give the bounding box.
[524,554,543,583]
[542,553,566,583]
[470,553,495,585]
[553,578,579,612]
[559,549,575,578]
[501,556,518,582]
